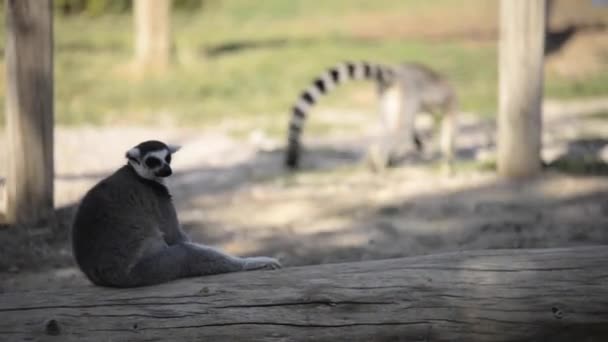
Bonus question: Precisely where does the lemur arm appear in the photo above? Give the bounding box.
[160,205,191,245]
[163,222,191,246]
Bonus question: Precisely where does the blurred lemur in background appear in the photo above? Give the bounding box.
[72,140,281,288]
[285,61,458,172]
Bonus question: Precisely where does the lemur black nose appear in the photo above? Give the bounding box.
[156,165,172,177]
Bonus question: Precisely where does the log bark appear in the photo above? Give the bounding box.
[1,246,607,341]
[498,0,546,178]
[4,0,54,224]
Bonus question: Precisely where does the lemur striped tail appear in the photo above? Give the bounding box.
[285,61,395,168]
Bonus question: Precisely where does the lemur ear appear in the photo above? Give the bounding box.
[167,144,181,154]
[126,147,140,160]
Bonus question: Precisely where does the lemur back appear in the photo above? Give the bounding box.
[72,165,178,286]
[72,140,281,288]
[285,61,457,171]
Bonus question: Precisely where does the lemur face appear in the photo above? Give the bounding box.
[126,140,181,182]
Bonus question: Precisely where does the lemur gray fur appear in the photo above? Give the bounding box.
[72,140,281,288]
[285,61,458,171]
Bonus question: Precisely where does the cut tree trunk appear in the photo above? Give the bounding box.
[1,246,607,341]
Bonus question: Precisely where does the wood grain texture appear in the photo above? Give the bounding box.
[498,0,546,178]
[4,0,54,224]
[1,246,607,341]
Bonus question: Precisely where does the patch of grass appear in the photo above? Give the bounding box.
[545,158,608,176]
[545,71,608,100]
[589,111,608,120]
[0,0,606,133]
[434,158,497,174]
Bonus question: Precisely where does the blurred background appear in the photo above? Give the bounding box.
[0,0,607,291]
[0,0,606,129]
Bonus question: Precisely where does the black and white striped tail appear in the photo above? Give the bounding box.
[285,61,394,168]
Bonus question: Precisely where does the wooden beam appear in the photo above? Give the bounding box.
[1,246,607,341]
[498,0,546,178]
[4,0,54,225]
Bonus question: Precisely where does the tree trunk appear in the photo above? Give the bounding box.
[1,246,607,341]
[133,0,171,73]
[498,0,546,178]
[4,0,54,225]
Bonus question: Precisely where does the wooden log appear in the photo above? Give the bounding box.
[1,246,607,341]
[497,0,546,178]
[4,0,54,224]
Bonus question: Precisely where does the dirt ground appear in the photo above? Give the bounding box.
[1,98,608,292]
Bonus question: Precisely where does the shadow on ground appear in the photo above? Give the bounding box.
[1,105,607,290]
[182,170,608,267]
[2,122,607,274]
[545,138,608,176]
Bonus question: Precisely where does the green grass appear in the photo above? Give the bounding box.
[0,0,606,135]
[546,157,608,176]
[590,111,608,120]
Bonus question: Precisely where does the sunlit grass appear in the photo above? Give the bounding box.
[0,0,606,135]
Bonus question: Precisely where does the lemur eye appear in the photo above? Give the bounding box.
[145,157,161,168]
[165,154,171,164]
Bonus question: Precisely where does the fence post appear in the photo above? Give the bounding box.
[134,0,172,72]
[5,0,54,225]
[498,0,546,178]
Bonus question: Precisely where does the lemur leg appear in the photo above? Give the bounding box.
[118,242,280,287]
[368,83,421,170]
[367,84,400,171]
[390,85,421,165]
[439,98,458,175]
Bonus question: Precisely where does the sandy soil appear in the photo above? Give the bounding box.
[1,98,608,292]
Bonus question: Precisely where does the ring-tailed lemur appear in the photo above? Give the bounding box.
[72,140,281,288]
[285,61,458,171]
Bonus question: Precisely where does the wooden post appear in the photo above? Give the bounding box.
[4,0,54,225]
[134,0,171,72]
[498,0,546,178]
